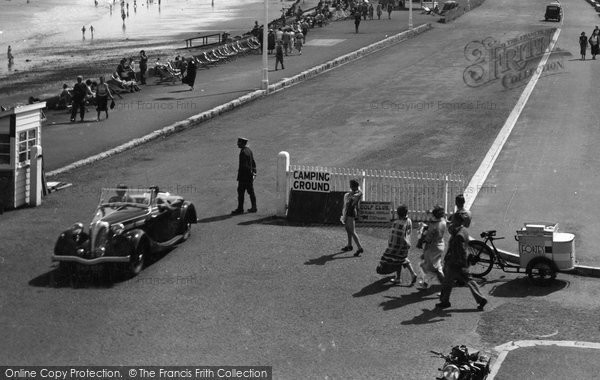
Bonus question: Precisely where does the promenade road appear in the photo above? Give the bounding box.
[469,0,600,268]
[1,0,599,378]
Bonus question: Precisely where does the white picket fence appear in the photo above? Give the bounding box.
[285,163,466,221]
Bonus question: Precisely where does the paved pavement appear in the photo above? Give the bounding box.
[41,12,434,171]
[1,0,599,378]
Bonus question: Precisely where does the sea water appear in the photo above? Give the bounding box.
[0,0,304,77]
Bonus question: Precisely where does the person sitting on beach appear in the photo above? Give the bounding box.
[109,72,140,92]
[117,58,135,81]
[57,84,72,110]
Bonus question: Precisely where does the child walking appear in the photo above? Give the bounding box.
[377,204,418,285]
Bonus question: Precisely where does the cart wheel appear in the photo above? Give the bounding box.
[467,240,494,278]
[527,258,556,286]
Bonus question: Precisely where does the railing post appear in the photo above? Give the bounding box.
[276,151,290,217]
[444,174,449,216]
[361,170,366,199]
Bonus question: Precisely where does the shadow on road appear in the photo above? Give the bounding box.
[488,277,569,297]
[353,277,396,297]
[401,307,480,325]
[379,287,440,310]
[304,251,356,265]
[29,247,175,288]
[197,214,237,223]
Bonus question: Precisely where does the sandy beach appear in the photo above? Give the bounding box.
[0,0,318,105]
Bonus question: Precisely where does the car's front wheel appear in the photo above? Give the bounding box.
[181,221,192,242]
[127,242,148,277]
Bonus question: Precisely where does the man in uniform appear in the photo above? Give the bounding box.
[231,137,257,214]
[436,211,488,311]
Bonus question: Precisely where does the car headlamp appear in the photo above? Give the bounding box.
[71,222,84,235]
[111,223,125,235]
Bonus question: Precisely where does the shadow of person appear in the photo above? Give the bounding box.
[489,277,568,298]
[304,251,355,265]
[379,287,440,311]
[197,214,236,223]
[352,277,396,297]
[401,306,477,325]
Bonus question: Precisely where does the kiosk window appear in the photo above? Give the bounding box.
[18,129,37,163]
[0,134,9,165]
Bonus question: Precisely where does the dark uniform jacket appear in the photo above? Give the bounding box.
[444,225,470,269]
[237,146,256,182]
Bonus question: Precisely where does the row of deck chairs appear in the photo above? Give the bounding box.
[194,37,262,68]
[153,37,262,82]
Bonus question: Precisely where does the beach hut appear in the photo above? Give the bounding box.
[0,102,46,211]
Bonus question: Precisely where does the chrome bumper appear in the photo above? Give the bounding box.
[51,255,130,265]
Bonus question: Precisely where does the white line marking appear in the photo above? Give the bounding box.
[464,27,562,210]
[489,340,600,379]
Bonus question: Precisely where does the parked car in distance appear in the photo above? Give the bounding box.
[52,186,197,282]
[545,1,562,21]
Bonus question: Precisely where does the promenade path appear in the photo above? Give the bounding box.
[1,0,599,377]
[41,11,434,170]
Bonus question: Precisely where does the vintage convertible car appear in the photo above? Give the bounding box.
[52,186,197,278]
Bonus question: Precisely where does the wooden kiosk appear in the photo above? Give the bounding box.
[0,103,46,211]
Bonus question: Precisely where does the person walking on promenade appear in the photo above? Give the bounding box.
[275,41,285,70]
[7,45,13,63]
[294,29,304,55]
[139,50,148,84]
[377,204,418,285]
[81,25,86,39]
[436,211,488,310]
[301,19,309,41]
[368,3,374,19]
[340,179,364,256]
[95,76,114,121]
[580,32,588,61]
[90,25,94,39]
[231,137,257,214]
[387,1,393,19]
[376,2,382,19]
[70,75,92,122]
[267,29,275,54]
[417,205,446,289]
[589,29,600,60]
[182,57,197,90]
[448,194,471,228]
[282,28,291,56]
[354,10,362,33]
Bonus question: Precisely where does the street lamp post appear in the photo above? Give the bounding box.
[262,0,269,91]
[408,0,413,29]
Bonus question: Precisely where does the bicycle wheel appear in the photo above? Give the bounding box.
[467,240,494,278]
